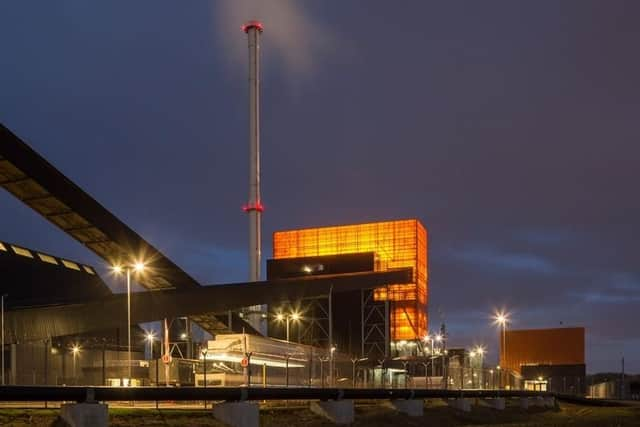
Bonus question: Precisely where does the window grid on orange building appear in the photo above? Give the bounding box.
[273,219,428,341]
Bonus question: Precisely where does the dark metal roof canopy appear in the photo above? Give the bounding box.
[0,240,111,308]
[6,269,413,343]
[0,124,197,290]
[0,123,255,335]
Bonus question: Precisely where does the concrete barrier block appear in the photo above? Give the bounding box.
[213,401,259,427]
[533,396,546,407]
[447,398,471,412]
[386,399,424,416]
[310,400,354,424]
[60,403,108,427]
[543,396,556,408]
[519,397,530,410]
[486,397,505,410]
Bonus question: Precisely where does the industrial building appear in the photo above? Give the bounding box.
[268,219,428,361]
[0,240,146,386]
[501,327,586,394]
[1,19,430,390]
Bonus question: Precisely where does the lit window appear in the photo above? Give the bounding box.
[83,265,95,275]
[12,245,33,258]
[37,253,58,265]
[0,242,6,251]
[61,260,81,271]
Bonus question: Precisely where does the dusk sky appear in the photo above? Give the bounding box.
[1,1,638,373]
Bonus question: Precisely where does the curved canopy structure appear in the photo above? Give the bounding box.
[0,123,253,334]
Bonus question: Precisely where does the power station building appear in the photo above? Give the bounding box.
[267,219,428,360]
[502,327,586,394]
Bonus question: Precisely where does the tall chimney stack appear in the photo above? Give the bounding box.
[242,20,266,335]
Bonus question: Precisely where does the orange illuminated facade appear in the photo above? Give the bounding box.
[501,327,585,374]
[273,219,427,341]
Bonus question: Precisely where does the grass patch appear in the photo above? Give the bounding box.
[0,401,637,426]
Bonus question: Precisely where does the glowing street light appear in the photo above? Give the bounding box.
[423,334,438,378]
[112,261,147,384]
[275,310,302,342]
[145,331,156,360]
[71,344,81,384]
[492,310,510,373]
[492,310,510,390]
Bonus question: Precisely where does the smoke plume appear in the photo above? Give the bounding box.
[214,0,332,79]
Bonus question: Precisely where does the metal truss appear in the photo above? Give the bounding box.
[361,287,389,360]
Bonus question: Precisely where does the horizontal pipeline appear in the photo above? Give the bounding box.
[0,386,550,402]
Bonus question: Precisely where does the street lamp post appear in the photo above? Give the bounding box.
[474,346,485,389]
[469,350,476,388]
[435,334,443,379]
[145,332,155,360]
[72,345,80,385]
[493,312,508,366]
[421,362,429,389]
[126,267,131,383]
[330,346,336,387]
[145,331,159,387]
[285,354,291,387]
[319,356,329,388]
[402,361,410,388]
[423,334,435,380]
[201,348,208,388]
[286,316,290,342]
[378,358,387,388]
[244,351,253,387]
[202,348,208,409]
[351,357,367,388]
[113,262,146,385]
[422,335,431,388]
[351,358,357,388]
[493,311,509,389]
